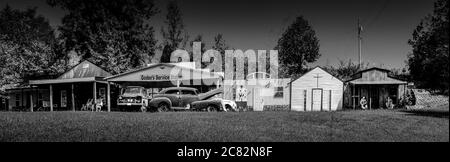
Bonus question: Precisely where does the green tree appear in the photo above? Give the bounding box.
[212,33,229,71]
[48,0,158,74]
[188,34,206,67]
[323,59,368,81]
[407,0,449,94]
[160,0,188,63]
[0,6,63,90]
[275,16,321,78]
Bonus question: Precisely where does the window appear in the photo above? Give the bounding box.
[38,92,43,101]
[303,90,307,110]
[38,92,43,108]
[15,93,20,107]
[165,89,179,95]
[274,87,284,98]
[232,87,236,100]
[61,90,67,107]
[181,90,196,95]
[147,88,160,99]
[123,87,141,95]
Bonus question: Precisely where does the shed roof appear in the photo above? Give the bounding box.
[347,67,407,85]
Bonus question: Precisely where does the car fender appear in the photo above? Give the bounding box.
[149,97,172,108]
[192,100,222,110]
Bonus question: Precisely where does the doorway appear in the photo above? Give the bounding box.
[369,86,379,109]
[311,88,323,111]
[253,88,264,111]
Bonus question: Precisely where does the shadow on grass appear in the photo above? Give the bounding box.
[401,109,449,119]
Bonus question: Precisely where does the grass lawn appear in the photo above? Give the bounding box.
[0,108,448,142]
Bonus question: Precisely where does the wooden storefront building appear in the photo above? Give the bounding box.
[27,60,113,111]
[344,67,407,109]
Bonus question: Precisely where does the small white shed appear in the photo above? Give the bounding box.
[290,67,344,111]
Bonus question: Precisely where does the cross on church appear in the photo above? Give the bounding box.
[313,73,322,88]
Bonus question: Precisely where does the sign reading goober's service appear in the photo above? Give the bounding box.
[141,74,171,81]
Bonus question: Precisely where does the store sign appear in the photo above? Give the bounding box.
[141,74,171,81]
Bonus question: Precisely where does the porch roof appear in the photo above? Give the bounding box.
[29,77,107,85]
[346,67,407,85]
[348,79,407,85]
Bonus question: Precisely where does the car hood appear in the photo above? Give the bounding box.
[120,94,142,97]
[198,88,223,100]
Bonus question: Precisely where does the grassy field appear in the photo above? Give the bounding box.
[0,107,448,142]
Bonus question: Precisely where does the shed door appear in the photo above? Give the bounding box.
[312,89,322,111]
[253,88,264,111]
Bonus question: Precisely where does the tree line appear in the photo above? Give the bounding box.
[1,0,448,95]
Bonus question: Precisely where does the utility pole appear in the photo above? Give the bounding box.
[357,19,362,68]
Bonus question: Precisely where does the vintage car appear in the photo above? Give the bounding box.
[191,95,238,112]
[117,86,150,112]
[148,87,227,112]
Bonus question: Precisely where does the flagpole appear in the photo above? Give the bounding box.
[357,19,362,68]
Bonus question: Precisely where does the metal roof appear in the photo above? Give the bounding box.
[105,63,223,81]
[29,60,111,85]
[58,60,112,79]
[346,67,407,85]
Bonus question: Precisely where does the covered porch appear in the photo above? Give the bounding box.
[29,77,111,111]
[348,83,406,109]
[344,67,407,109]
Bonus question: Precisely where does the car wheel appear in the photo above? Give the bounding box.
[207,105,218,112]
[157,103,169,112]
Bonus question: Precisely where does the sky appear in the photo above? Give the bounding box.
[0,0,436,69]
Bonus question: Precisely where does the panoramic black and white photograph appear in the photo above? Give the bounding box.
[0,0,448,149]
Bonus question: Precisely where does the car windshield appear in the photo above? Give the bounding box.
[123,87,141,95]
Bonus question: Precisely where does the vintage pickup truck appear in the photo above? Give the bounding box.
[148,87,236,112]
[117,86,150,112]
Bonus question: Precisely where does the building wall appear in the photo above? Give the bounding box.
[6,83,110,111]
[223,78,291,111]
[290,67,344,111]
[343,68,408,109]
[343,84,407,109]
[7,89,49,110]
[247,79,291,108]
[361,69,387,81]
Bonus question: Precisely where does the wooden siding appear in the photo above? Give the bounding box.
[7,89,49,110]
[246,78,291,107]
[343,68,407,109]
[291,67,344,111]
[349,69,406,85]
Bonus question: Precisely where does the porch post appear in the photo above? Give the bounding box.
[49,84,53,112]
[35,86,39,111]
[30,88,33,112]
[216,79,220,89]
[107,81,111,112]
[93,82,97,112]
[369,85,371,110]
[71,84,75,111]
[21,88,24,110]
[352,85,355,110]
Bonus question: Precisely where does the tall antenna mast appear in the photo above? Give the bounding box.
[357,19,362,68]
